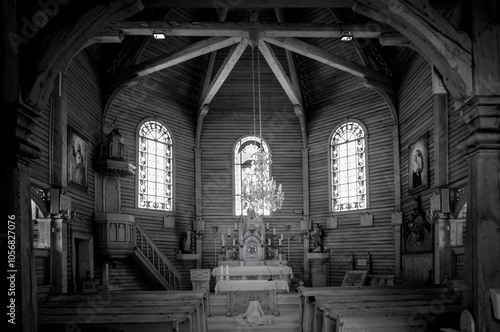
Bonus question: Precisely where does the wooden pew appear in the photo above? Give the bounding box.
[38,290,208,332]
[298,285,463,332]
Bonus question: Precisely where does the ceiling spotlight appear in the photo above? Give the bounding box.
[340,31,353,42]
[152,31,166,40]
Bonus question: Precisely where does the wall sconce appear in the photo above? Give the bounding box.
[302,229,309,237]
[212,225,219,234]
[196,230,204,238]
[340,31,353,41]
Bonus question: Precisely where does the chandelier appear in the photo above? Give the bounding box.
[241,43,285,216]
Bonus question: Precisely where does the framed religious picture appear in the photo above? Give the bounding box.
[68,126,88,191]
[408,132,428,194]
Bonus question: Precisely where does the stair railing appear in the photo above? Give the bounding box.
[134,220,182,290]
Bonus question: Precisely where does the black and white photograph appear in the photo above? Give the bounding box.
[2,2,499,331]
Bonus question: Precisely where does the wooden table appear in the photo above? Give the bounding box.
[215,280,289,317]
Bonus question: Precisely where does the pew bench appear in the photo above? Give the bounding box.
[299,285,463,332]
[38,290,208,332]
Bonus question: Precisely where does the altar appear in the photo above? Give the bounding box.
[212,265,293,287]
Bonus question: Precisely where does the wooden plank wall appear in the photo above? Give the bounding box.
[65,50,105,290]
[200,46,305,290]
[306,71,396,286]
[447,95,469,186]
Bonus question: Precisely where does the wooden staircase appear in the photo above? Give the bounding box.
[208,292,301,331]
[132,221,182,290]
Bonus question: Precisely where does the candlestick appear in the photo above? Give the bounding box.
[234,223,237,230]
[279,239,282,246]
[268,238,271,246]
[279,253,282,261]
[266,222,269,230]
[225,265,229,276]
[222,238,225,247]
[220,265,223,275]
[227,229,230,236]
[273,228,276,235]
[233,239,235,247]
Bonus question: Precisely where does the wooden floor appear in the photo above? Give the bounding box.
[208,292,300,332]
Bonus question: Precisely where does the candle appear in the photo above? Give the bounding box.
[273,228,276,235]
[226,265,229,276]
[233,239,235,247]
[279,239,282,246]
[235,223,237,230]
[268,238,271,246]
[105,263,109,286]
[227,228,230,236]
[222,238,225,247]
[266,223,269,230]
[279,253,282,261]
[220,265,223,275]
[281,233,284,240]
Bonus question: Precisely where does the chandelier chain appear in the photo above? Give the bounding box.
[257,48,262,143]
[252,46,256,137]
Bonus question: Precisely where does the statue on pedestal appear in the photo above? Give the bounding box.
[310,223,323,252]
[182,226,193,253]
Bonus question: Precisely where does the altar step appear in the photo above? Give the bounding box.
[208,292,300,332]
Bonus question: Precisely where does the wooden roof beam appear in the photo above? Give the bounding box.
[143,0,460,9]
[107,21,396,38]
[263,37,393,92]
[258,39,302,106]
[353,0,472,100]
[197,38,250,115]
[108,36,242,88]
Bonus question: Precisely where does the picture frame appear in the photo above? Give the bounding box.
[408,132,428,194]
[68,126,88,191]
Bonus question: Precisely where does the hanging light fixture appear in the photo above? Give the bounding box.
[241,43,285,217]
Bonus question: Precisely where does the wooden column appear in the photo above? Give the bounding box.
[458,96,500,331]
[2,1,40,330]
[460,1,500,329]
[51,73,69,188]
[432,69,450,284]
[51,218,68,293]
[194,147,203,269]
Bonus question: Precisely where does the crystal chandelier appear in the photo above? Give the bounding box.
[241,43,284,216]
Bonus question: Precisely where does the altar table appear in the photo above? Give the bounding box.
[215,280,289,317]
[212,265,293,287]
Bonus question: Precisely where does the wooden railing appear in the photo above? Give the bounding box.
[134,221,182,290]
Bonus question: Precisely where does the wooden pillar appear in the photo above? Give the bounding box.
[432,69,450,284]
[301,148,311,285]
[458,96,500,331]
[2,1,40,330]
[194,147,203,269]
[459,1,500,329]
[392,126,402,277]
[51,73,68,188]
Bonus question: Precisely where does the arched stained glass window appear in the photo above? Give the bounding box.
[330,120,368,212]
[234,136,271,216]
[138,120,173,211]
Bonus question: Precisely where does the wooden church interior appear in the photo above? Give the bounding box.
[2,0,500,331]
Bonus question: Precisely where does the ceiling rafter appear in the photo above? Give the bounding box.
[258,39,302,106]
[107,36,243,89]
[197,38,250,114]
[263,36,394,92]
[107,21,396,38]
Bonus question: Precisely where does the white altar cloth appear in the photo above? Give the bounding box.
[212,265,294,279]
[215,280,289,294]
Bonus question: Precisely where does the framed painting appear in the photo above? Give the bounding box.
[408,132,428,194]
[68,126,88,191]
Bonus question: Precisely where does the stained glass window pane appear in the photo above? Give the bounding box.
[330,121,367,212]
[138,121,173,211]
[234,136,270,216]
